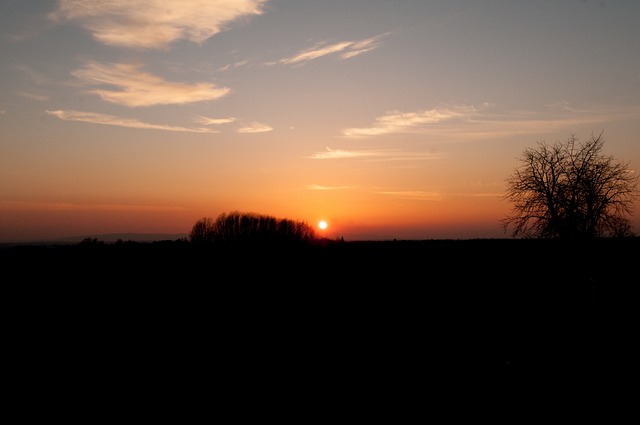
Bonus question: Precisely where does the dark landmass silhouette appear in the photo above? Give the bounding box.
[5,237,638,394]
[1,232,189,246]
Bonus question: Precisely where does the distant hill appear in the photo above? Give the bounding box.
[55,233,189,243]
[0,233,192,246]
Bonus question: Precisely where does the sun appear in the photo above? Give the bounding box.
[318,220,328,230]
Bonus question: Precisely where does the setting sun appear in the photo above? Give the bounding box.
[318,220,328,230]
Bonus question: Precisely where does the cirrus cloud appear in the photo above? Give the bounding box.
[46,109,218,133]
[309,147,441,162]
[194,115,236,125]
[341,102,640,141]
[72,61,230,107]
[279,33,388,65]
[308,148,379,160]
[305,184,355,191]
[50,0,269,49]
[376,190,443,201]
[342,106,478,138]
[237,121,273,133]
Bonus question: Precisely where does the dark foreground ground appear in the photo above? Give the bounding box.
[4,237,639,408]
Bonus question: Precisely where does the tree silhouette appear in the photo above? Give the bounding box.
[189,216,216,245]
[189,211,317,245]
[501,132,639,238]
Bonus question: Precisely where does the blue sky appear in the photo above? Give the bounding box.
[1,0,639,242]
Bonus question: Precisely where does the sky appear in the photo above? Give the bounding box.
[1,0,639,242]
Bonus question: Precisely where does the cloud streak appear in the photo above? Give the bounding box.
[308,148,380,159]
[19,92,49,102]
[237,122,273,133]
[376,190,443,201]
[303,185,442,201]
[342,106,477,138]
[0,200,186,212]
[72,62,230,107]
[194,115,236,125]
[46,109,217,133]
[308,147,440,162]
[342,103,640,140]
[305,184,355,191]
[50,0,268,49]
[280,33,387,65]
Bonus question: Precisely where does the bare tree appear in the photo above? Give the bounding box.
[501,132,639,238]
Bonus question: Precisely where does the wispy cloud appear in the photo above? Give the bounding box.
[19,92,49,102]
[194,115,236,125]
[309,147,442,161]
[5,31,38,42]
[237,121,273,133]
[46,109,218,133]
[15,64,50,85]
[218,60,251,72]
[469,192,503,198]
[376,190,443,201]
[455,104,640,141]
[281,41,353,65]
[0,200,185,212]
[50,0,268,49]
[280,33,387,65]
[343,106,477,138]
[72,62,230,107]
[305,184,355,191]
[303,184,443,201]
[545,100,586,113]
[308,148,380,159]
[342,103,640,140]
[340,34,387,59]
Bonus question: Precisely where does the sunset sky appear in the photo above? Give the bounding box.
[1,0,639,242]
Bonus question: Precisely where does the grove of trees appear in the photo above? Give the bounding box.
[501,132,639,238]
[189,211,318,246]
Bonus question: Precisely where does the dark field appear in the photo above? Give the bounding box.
[4,237,639,399]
